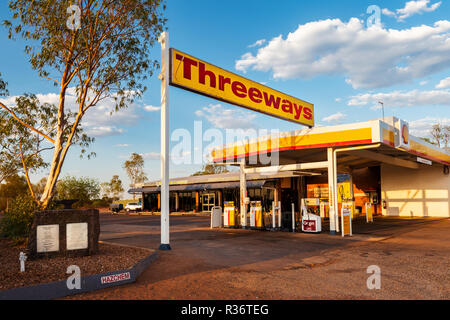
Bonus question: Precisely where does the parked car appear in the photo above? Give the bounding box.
[109,203,123,213]
[125,202,142,212]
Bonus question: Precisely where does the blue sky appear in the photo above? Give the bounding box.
[1,0,449,197]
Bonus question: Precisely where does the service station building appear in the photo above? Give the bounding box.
[129,117,450,234]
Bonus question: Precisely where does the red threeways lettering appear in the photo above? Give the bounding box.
[175,53,312,121]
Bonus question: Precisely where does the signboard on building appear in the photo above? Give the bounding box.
[396,119,410,150]
[170,48,314,127]
[417,157,432,166]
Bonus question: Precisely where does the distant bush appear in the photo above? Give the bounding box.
[56,176,100,205]
[0,194,38,244]
[91,198,112,208]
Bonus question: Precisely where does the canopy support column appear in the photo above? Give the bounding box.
[240,158,247,228]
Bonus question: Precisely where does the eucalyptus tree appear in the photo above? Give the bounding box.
[0,0,166,208]
[123,153,147,186]
[101,174,124,200]
[0,94,93,201]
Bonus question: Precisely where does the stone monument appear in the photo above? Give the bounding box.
[27,208,100,260]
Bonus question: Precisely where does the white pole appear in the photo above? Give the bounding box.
[333,149,340,233]
[278,201,281,229]
[327,148,337,235]
[292,203,295,233]
[158,32,170,250]
[272,201,275,229]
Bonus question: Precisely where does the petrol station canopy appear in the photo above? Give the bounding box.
[210,117,450,171]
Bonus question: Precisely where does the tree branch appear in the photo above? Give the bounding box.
[19,142,38,204]
[0,101,55,144]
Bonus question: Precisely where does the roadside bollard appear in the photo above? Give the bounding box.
[19,252,27,272]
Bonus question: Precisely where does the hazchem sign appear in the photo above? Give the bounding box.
[170,48,314,127]
[101,272,131,284]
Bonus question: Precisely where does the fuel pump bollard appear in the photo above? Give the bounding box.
[301,198,322,233]
[223,201,238,228]
[271,201,281,231]
[250,201,264,230]
[292,203,296,233]
[365,202,373,223]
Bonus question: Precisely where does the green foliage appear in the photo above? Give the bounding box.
[101,175,124,200]
[430,123,450,149]
[0,95,55,181]
[123,153,147,185]
[55,176,100,206]
[91,198,112,208]
[420,137,437,145]
[0,94,94,197]
[2,0,166,208]
[4,0,167,113]
[0,194,37,243]
[192,163,230,176]
[0,72,7,97]
[0,174,29,211]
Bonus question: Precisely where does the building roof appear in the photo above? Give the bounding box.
[211,118,450,167]
[129,118,450,194]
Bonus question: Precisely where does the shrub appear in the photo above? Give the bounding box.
[0,194,38,244]
[91,198,111,208]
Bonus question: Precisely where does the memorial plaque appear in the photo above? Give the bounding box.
[28,209,99,259]
[66,222,88,250]
[37,224,59,253]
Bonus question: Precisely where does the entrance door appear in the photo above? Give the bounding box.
[202,193,216,212]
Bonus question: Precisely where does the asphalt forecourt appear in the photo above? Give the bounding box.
[66,215,450,300]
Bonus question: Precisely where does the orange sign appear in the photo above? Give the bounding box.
[402,124,409,145]
[342,207,352,236]
[170,48,314,127]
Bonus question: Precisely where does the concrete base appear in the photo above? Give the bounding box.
[159,243,172,250]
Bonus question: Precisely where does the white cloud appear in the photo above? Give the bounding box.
[235,18,450,89]
[248,39,266,48]
[0,87,143,138]
[396,1,441,21]
[409,117,450,138]
[348,89,450,108]
[335,98,342,102]
[195,104,258,129]
[382,8,397,17]
[115,144,130,147]
[383,1,441,21]
[436,77,450,89]
[143,105,160,112]
[85,126,124,137]
[322,112,347,123]
[141,152,160,160]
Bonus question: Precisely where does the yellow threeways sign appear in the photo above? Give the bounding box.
[170,48,314,127]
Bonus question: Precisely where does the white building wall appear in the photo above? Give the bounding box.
[381,164,450,217]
